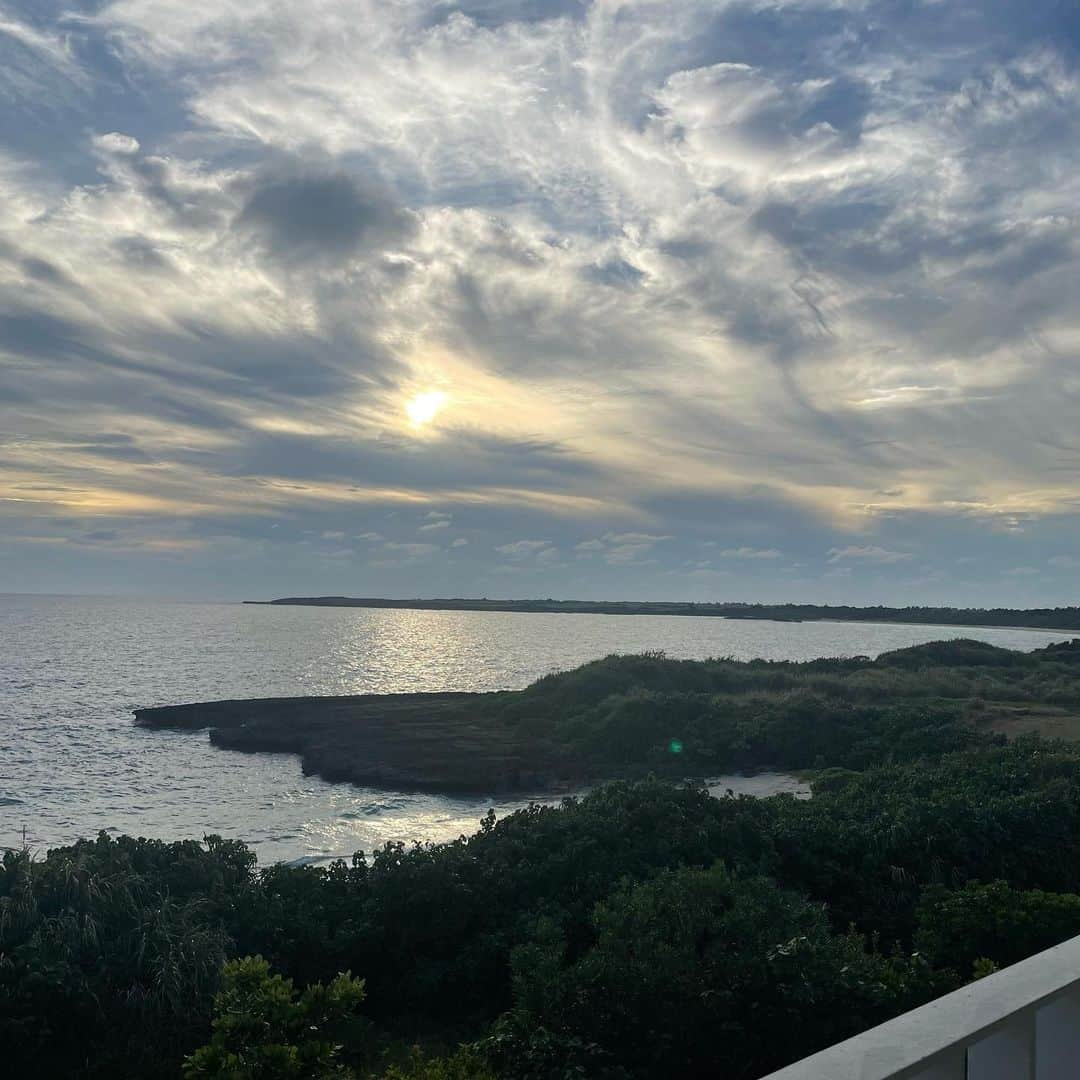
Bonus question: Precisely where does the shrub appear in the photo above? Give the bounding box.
[184,956,367,1079]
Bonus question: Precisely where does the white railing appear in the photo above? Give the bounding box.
[760,934,1080,1079]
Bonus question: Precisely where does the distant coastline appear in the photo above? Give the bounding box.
[245,596,1080,632]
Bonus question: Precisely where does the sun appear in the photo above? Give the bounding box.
[405,390,448,427]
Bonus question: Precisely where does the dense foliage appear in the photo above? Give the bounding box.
[470,636,1080,781]
[7,640,1080,1077]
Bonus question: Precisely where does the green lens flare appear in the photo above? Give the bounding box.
[669,738,683,754]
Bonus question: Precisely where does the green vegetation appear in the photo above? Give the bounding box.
[12,639,1080,1077]
[184,957,368,1079]
[255,595,1080,631]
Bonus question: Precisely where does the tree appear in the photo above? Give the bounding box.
[496,863,938,1079]
[915,881,1080,976]
[184,956,367,1080]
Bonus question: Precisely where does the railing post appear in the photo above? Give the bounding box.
[1035,988,1080,1079]
[966,1012,1035,1080]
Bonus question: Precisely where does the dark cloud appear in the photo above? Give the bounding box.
[0,311,100,360]
[20,257,71,286]
[154,321,373,398]
[657,238,712,261]
[236,169,417,264]
[968,232,1076,285]
[219,428,601,495]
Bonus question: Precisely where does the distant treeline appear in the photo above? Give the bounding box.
[250,595,1080,630]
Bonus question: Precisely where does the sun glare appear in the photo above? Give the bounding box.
[405,390,448,427]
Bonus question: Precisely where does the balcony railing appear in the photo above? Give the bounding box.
[760,933,1080,1079]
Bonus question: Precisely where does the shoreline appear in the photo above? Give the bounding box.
[812,617,1072,635]
[134,690,568,796]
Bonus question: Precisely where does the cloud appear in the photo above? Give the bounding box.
[603,532,673,545]
[604,544,656,566]
[92,132,141,156]
[828,546,913,565]
[378,541,437,559]
[716,547,783,560]
[418,510,452,532]
[495,539,552,558]
[236,167,417,264]
[570,531,673,566]
[583,258,645,289]
[0,8,88,94]
[1,0,1079,602]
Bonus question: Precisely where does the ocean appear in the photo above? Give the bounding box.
[1,593,1070,863]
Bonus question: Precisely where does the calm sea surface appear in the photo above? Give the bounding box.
[0,594,1071,863]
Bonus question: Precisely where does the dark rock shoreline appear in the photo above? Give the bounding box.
[135,691,582,795]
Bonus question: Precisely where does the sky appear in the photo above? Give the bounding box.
[1,0,1079,604]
